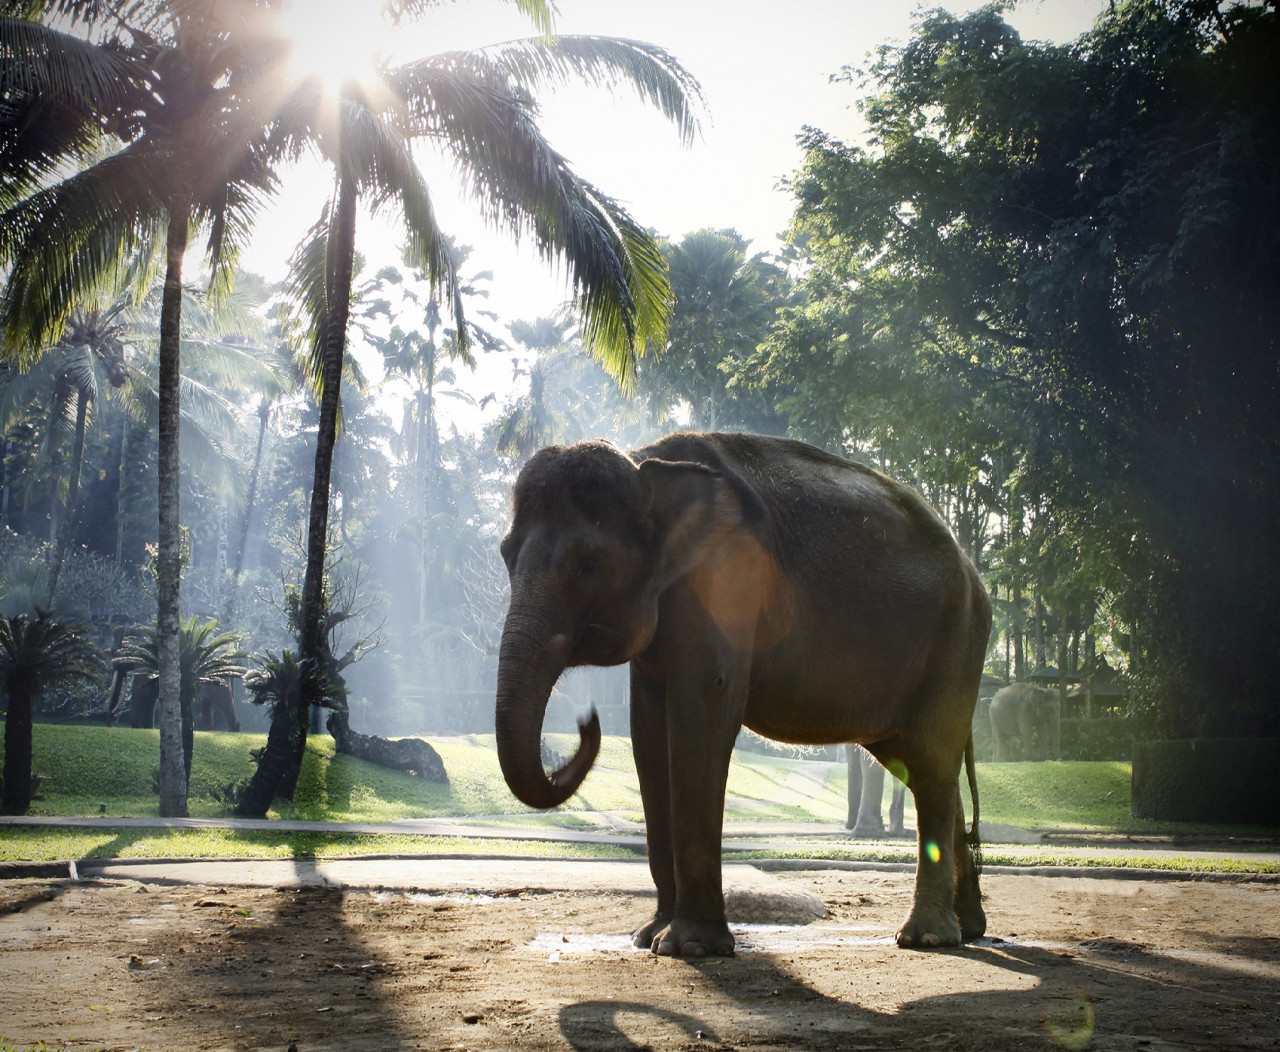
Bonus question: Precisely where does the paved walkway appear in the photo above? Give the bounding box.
[2,812,1276,889]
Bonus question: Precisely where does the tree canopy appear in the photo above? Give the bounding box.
[770,0,1280,735]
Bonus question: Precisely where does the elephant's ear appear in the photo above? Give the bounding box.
[639,458,744,588]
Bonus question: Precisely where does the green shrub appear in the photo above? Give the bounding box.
[1060,717,1145,761]
[1132,739,1280,824]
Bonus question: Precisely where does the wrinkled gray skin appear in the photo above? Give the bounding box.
[847,743,906,835]
[495,433,991,956]
[989,683,1060,761]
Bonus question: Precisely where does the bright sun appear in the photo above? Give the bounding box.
[275,3,390,93]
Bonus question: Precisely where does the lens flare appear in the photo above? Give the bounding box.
[1044,991,1095,1050]
[925,841,941,863]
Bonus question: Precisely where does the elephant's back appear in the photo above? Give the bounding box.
[638,432,961,567]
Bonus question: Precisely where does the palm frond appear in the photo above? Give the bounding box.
[0,610,105,692]
[385,0,556,37]
[0,16,139,104]
[282,206,333,396]
[0,145,164,361]
[334,92,464,350]
[393,61,672,384]
[469,35,703,147]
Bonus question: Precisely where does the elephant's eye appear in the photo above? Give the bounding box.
[575,557,599,578]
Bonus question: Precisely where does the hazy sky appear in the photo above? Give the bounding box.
[245,0,1103,421]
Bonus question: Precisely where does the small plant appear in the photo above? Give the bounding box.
[1,610,106,814]
[114,615,244,781]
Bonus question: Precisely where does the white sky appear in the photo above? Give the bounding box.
[244,0,1104,423]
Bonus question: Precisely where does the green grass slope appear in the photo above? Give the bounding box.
[3,724,1275,870]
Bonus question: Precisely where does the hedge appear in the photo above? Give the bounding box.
[1131,738,1280,824]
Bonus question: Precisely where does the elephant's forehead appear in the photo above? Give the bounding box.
[515,445,640,522]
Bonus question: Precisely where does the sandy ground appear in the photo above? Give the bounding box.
[1,864,1277,1051]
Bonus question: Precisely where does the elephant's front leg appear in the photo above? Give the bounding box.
[650,644,748,958]
[629,663,676,950]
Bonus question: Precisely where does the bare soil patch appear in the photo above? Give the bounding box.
[1,867,1277,1050]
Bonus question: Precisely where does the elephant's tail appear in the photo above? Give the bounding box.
[964,731,983,877]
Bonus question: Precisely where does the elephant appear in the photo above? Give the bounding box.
[114,671,240,732]
[198,679,241,732]
[846,743,906,836]
[989,683,1060,761]
[494,432,992,956]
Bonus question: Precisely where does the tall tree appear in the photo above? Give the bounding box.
[235,0,701,814]
[0,1,291,815]
[641,228,793,432]
[783,0,1280,734]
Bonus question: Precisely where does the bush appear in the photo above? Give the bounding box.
[1131,739,1280,824]
[1060,718,1145,761]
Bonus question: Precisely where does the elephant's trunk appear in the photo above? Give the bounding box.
[494,592,600,810]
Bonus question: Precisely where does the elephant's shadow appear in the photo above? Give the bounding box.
[555,933,1254,1049]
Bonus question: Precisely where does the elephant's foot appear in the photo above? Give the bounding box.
[895,908,963,949]
[630,911,671,950]
[957,898,987,941]
[851,819,886,838]
[649,917,735,958]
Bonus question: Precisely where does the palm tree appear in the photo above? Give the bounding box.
[0,2,293,816]
[233,0,701,815]
[368,243,498,625]
[0,610,105,814]
[113,615,244,785]
[0,295,132,600]
[641,228,792,431]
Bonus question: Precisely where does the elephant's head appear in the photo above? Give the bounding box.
[494,440,744,809]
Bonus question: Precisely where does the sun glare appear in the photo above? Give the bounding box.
[276,4,389,93]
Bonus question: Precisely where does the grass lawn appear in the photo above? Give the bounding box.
[2,723,1276,872]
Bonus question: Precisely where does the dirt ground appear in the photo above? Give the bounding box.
[1,865,1277,1051]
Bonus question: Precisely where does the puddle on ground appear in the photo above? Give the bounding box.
[526,924,899,956]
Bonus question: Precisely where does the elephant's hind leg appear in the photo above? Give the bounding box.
[894,764,965,948]
[952,787,986,941]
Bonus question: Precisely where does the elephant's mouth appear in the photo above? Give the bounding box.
[570,620,630,666]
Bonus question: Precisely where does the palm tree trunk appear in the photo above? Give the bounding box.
[287,168,358,791]
[113,423,128,565]
[157,190,191,818]
[278,689,313,801]
[233,399,271,579]
[300,170,356,688]
[1,674,36,815]
[45,390,90,608]
[245,170,359,811]
[235,700,297,817]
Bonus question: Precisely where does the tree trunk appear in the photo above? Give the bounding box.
[45,389,90,609]
[283,167,359,798]
[1,674,36,815]
[157,191,191,818]
[0,436,9,528]
[234,701,297,817]
[328,708,447,782]
[244,170,359,812]
[233,399,271,579]
[278,689,313,801]
[1011,580,1025,679]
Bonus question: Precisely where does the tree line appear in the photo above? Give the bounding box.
[3,0,1275,818]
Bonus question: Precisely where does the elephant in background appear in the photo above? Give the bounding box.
[846,743,906,835]
[990,682,1060,760]
[494,432,991,955]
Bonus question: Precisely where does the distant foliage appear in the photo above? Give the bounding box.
[772,0,1280,736]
